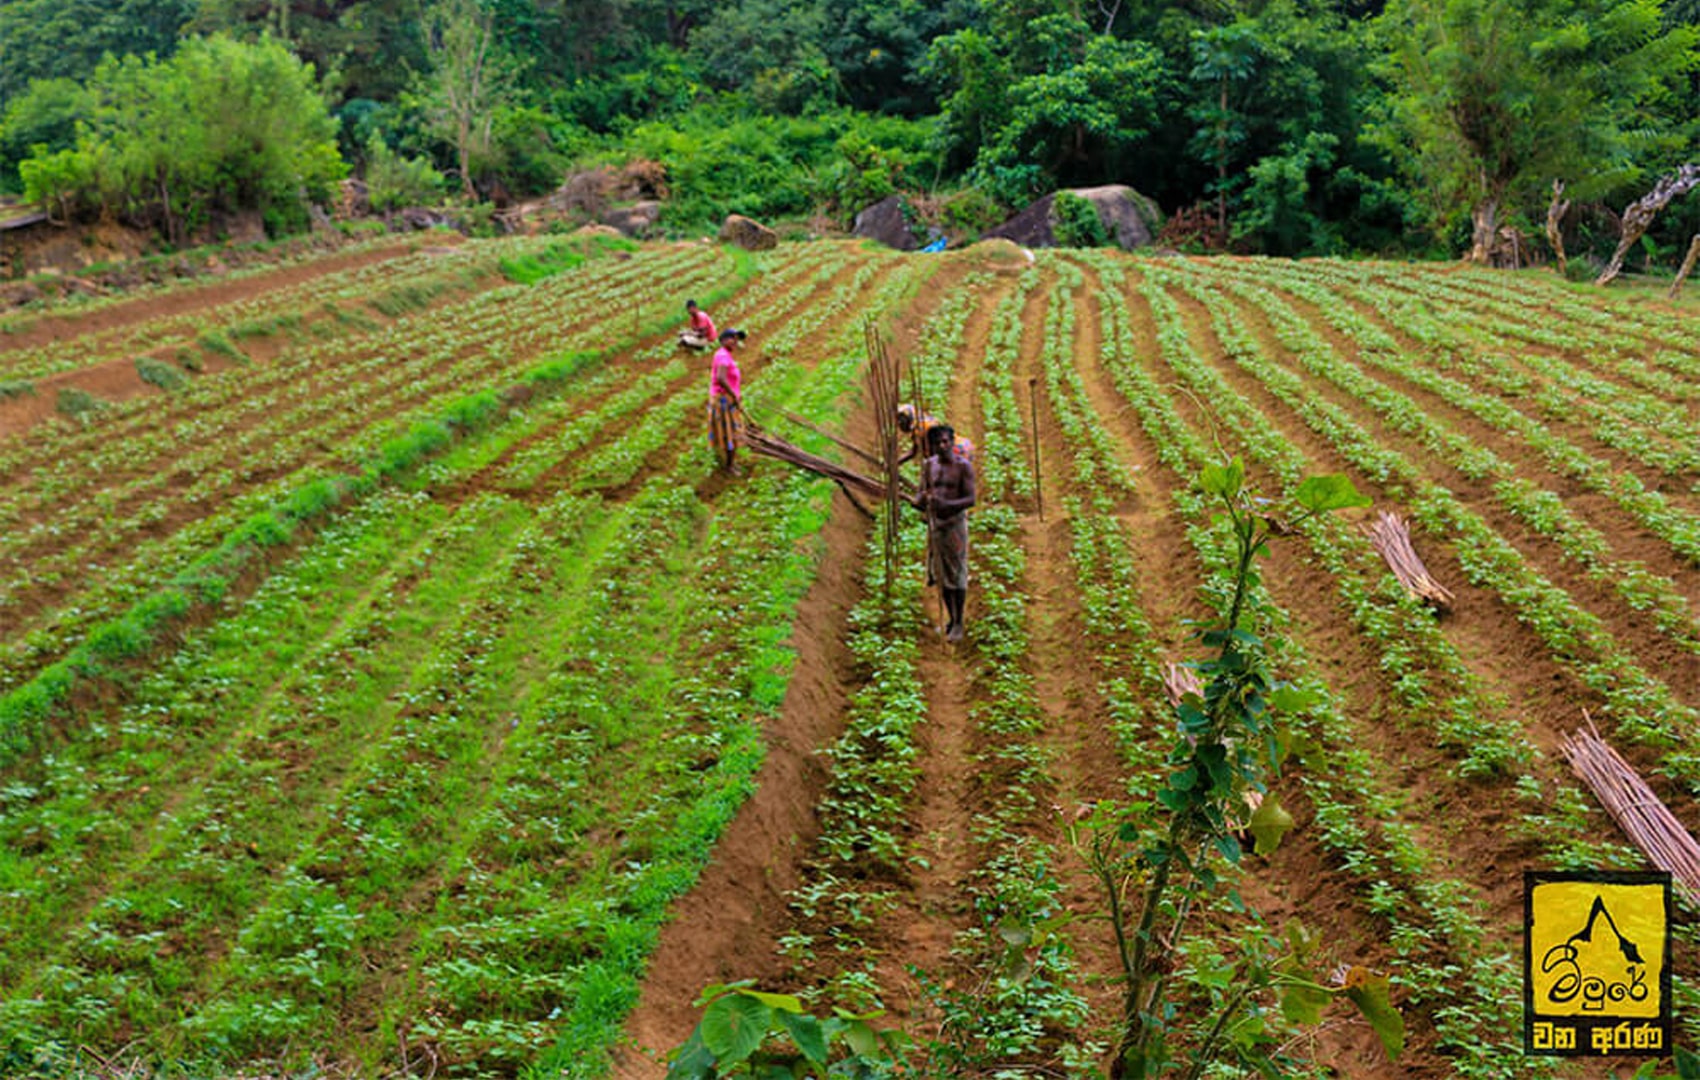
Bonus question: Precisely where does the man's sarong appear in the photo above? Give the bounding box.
[928,512,969,589]
[708,395,740,452]
[680,331,712,350]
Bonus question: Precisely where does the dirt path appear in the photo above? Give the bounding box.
[607,257,974,1076]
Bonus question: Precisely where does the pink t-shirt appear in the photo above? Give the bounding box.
[691,309,716,338]
[711,347,741,400]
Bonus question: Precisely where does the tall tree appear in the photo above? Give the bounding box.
[415,0,524,199]
[1188,22,1261,244]
[926,0,1169,205]
[1375,0,1698,262]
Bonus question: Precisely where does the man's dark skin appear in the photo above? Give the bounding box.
[911,424,977,640]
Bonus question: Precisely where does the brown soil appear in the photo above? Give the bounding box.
[0,235,437,356]
[10,246,1700,1080]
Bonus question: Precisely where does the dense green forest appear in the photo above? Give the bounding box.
[0,0,1697,259]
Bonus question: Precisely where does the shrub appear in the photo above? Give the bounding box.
[365,131,446,212]
[0,379,34,400]
[0,78,93,193]
[603,104,937,232]
[1052,191,1108,248]
[939,187,1005,236]
[19,35,346,243]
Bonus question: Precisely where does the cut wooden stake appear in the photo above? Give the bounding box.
[1163,662,1204,708]
[1364,510,1454,612]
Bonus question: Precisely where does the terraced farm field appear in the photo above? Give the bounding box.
[2,236,1699,1079]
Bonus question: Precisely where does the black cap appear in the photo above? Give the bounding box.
[719,327,747,341]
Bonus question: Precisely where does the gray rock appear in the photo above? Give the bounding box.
[984,185,1161,250]
[601,200,663,238]
[719,213,778,251]
[851,194,918,251]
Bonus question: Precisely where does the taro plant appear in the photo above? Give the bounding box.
[1089,458,1400,1078]
[667,982,909,1079]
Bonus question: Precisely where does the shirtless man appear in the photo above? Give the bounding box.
[913,423,976,642]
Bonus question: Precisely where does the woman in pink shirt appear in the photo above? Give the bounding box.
[708,327,746,473]
[681,299,716,350]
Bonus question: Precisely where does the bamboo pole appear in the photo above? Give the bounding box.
[781,410,884,469]
[1029,376,1043,521]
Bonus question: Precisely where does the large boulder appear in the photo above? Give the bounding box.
[602,200,662,238]
[983,185,1161,250]
[851,194,919,251]
[719,213,778,251]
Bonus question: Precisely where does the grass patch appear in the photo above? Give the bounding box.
[0,378,34,399]
[229,312,304,340]
[135,356,188,391]
[55,386,103,420]
[371,279,448,317]
[197,329,247,365]
[499,234,639,285]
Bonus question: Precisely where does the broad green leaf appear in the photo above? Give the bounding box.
[665,1028,717,1080]
[997,923,1031,947]
[1276,958,1329,1026]
[701,993,771,1064]
[694,979,755,1006]
[1676,1046,1700,1080]
[1294,473,1371,513]
[1343,968,1405,1060]
[1268,684,1317,713]
[1248,794,1296,855]
[844,1018,880,1057]
[1215,832,1243,864]
[741,989,805,1013]
[1200,457,1244,499]
[778,1011,829,1066]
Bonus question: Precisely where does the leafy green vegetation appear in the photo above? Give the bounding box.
[7,240,1700,1078]
[17,35,344,243]
[3,0,1694,255]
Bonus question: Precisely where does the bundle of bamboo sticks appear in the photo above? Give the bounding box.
[1561,716,1700,906]
[1365,510,1455,612]
[739,424,888,511]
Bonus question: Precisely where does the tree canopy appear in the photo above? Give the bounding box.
[0,0,1694,257]
[1375,0,1699,260]
[18,34,345,240]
